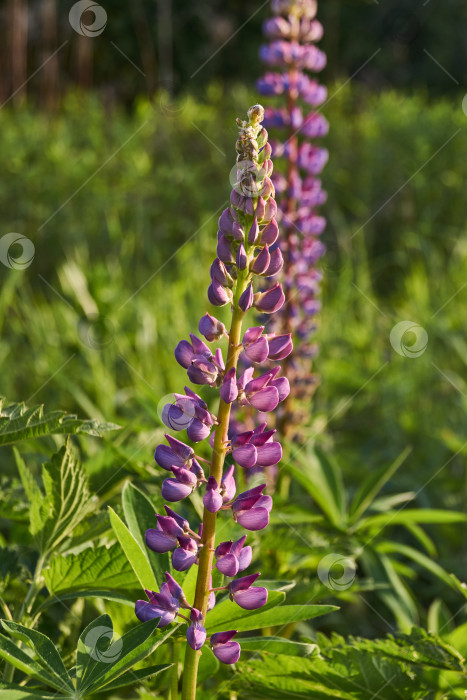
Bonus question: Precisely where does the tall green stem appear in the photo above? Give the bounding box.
[181,275,249,700]
[170,639,181,700]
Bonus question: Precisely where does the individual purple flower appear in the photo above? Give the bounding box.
[220,464,236,503]
[253,282,285,313]
[268,333,293,361]
[162,389,214,442]
[199,313,226,342]
[240,367,284,412]
[232,423,282,469]
[203,476,223,513]
[186,608,206,651]
[172,535,199,571]
[145,514,183,553]
[215,535,252,576]
[220,367,238,404]
[228,573,268,610]
[154,434,194,471]
[242,326,269,363]
[135,572,188,626]
[162,464,200,502]
[239,284,254,312]
[210,630,241,664]
[233,484,272,531]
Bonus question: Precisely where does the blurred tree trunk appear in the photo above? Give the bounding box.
[10,0,28,105]
[76,35,93,89]
[156,0,173,93]
[325,0,341,81]
[130,0,157,95]
[0,5,9,104]
[40,0,58,110]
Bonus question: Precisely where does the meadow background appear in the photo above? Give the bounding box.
[0,0,466,697]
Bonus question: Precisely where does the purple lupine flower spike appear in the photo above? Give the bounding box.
[137,106,293,676]
[258,0,328,432]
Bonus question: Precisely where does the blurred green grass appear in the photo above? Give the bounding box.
[0,82,466,534]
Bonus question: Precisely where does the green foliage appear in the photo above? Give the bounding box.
[0,616,173,699]
[15,440,95,555]
[0,87,466,698]
[41,543,139,608]
[0,397,119,445]
[234,628,466,700]
[109,506,159,592]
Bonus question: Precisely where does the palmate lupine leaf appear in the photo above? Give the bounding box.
[0,622,73,694]
[0,396,120,446]
[75,614,175,695]
[0,628,72,695]
[0,686,67,700]
[15,440,96,554]
[0,616,175,700]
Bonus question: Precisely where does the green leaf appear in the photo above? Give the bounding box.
[376,542,457,590]
[0,632,67,693]
[18,440,95,554]
[360,549,417,631]
[197,646,219,682]
[285,446,347,529]
[349,446,412,523]
[0,396,120,445]
[174,564,198,608]
[109,507,158,592]
[356,509,467,533]
[205,590,285,631]
[94,663,172,692]
[0,685,68,700]
[36,589,136,614]
[121,482,168,589]
[0,622,73,694]
[75,614,113,692]
[75,614,175,695]
[207,601,337,634]
[42,543,139,596]
[240,636,318,657]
